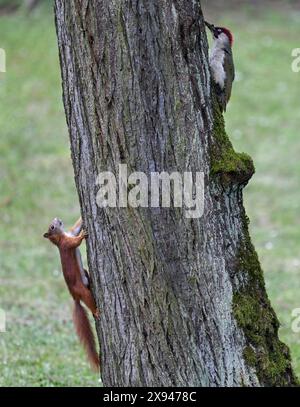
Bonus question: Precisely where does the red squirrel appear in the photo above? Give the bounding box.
[43,217,100,370]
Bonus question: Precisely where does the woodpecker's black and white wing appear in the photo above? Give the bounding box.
[222,46,235,112]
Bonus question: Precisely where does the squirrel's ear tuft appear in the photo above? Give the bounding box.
[43,233,49,238]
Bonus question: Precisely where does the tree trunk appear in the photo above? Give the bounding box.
[54,0,297,387]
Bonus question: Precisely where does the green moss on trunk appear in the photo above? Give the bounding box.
[233,221,298,386]
[211,96,298,386]
[210,97,254,186]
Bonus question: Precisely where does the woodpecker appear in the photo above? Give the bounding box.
[205,21,235,112]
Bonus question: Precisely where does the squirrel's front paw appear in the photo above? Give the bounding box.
[81,229,88,239]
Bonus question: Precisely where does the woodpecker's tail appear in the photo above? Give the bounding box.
[73,301,99,371]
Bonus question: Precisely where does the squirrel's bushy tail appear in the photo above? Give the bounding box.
[73,301,99,371]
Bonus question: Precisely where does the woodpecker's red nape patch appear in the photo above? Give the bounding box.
[221,27,234,46]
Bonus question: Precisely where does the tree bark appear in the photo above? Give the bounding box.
[54,0,297,387]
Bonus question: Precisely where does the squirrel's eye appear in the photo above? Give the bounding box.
[59,221,62,226]
[51,225,55,230]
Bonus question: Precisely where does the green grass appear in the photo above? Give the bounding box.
[0,3,300,386]
[0,4,98,386]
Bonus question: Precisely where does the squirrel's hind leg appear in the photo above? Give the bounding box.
[81,287,100,319]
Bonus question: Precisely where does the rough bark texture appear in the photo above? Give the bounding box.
[54,0,297,387]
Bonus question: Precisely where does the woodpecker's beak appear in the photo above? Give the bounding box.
[205,21,215,32]
[205,21,219,38]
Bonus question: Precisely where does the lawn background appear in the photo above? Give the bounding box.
[0,1,300,386]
